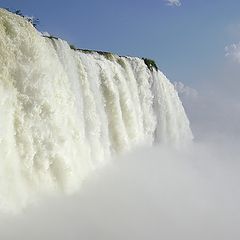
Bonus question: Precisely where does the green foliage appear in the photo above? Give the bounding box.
[43,35,59,40]
[69,44,77,50]
[96,51,114,60]
[116,57,126,68]
[80,49,95,54]
[41,33,158,69]
[142,58,158,71]
[69,46,114,60]
[68,46,94,54]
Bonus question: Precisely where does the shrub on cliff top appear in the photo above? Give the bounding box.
[142,58,158,71]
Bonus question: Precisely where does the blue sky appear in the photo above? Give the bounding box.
[2,0,240,86]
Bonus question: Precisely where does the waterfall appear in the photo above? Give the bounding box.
[0,9,193,211]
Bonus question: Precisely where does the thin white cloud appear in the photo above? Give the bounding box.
[174,81,198,99]
[225,42,240,63]
[165,0,182,7]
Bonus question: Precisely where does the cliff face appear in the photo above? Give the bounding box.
[0,8,192,211]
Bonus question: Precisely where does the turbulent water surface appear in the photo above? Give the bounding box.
[0,9,192,211]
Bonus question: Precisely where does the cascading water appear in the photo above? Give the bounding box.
[0,9,193,211]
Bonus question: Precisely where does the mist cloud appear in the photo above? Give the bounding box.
[165,0,182,7]
[225,42,240,63]
[1,66,240,240]
[0,142,240,240]
[1,69,240,240]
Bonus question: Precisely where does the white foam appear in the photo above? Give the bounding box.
[0,9,193,211]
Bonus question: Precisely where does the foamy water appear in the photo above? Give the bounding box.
[0,9,192,211]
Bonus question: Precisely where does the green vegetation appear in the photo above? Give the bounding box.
[43,35,59,40]
[96,51,114,60]
[4,8,39,28]
[80,49,95,54]
[116,57,126,68]
[69,46,115,61]
[142,58,158,71]
[69,44,77,50]
[42,34,158,69]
